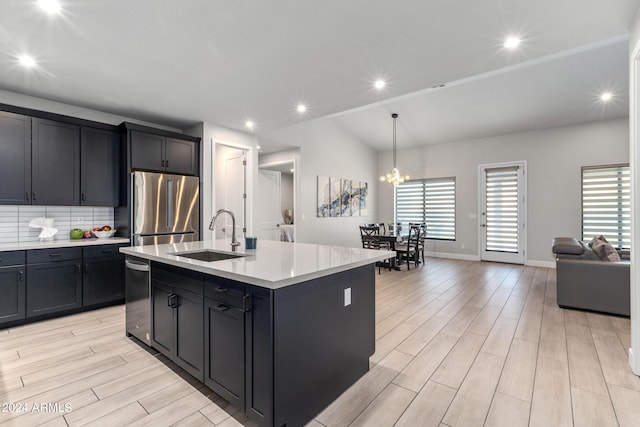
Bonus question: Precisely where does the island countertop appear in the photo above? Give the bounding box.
[120,239,394,289]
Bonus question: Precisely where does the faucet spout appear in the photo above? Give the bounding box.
[209,209,240,251]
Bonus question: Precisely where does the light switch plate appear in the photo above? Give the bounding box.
[344,287,351,306]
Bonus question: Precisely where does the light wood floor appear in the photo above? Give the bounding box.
[1,258,639,426]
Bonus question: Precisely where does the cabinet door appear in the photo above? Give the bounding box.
[81,127,121,206]
[165,137,197,175]
[204,298,245,408]
[32,118,80,205]
[0,266,26,324]
[151,280,174,354]
[83,255,125,306]
[131,130,165,172]
[0,112,31,205]
[175,288,204,381]
[26,260,82,317]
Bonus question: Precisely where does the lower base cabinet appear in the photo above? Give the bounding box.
[0,245,126,328]
[204,297,246,409]
[0,265,26,324]
[26,247,83,317]
[83,245,125,306]
[151,263,204,381]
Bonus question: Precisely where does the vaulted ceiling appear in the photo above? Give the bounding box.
[1,0,637,150]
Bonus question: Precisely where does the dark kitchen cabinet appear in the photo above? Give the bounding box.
[32,118,80,205]
[131,130,197,175]
[0,112,31,205]
[0,251,27,325]
[26,248,82,317]
[81,127,121,206]
[204,290,247,409]
[151,263,204,381]
[82,245,125,306]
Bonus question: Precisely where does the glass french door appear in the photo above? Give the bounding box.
[480,162,526,264]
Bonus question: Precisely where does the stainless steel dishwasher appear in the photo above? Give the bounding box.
[125,257,151,345]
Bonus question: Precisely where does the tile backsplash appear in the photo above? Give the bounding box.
[0,205,114,243]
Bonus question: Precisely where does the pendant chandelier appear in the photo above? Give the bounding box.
[380,113,409,186]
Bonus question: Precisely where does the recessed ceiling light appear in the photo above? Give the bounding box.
[38,0,61,14]
[503,37,521,49]
[245,120,254,130]
[600,92,613,102]
[374,79,386,90]
[18,55,37,68]
[297,104,307,113]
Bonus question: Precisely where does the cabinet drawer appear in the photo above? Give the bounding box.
[151,262,203,295]
[204,276,246,309]
[83,244,127,259]
[0,251,26,267]
[27,247,82,264]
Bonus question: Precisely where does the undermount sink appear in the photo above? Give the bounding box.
[170,250,246,262]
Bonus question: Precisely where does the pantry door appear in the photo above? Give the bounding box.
[479,162,526,264]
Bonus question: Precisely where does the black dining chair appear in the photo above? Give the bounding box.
[395,223,421,270]
[359,225,393,273]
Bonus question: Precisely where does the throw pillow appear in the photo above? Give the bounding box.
[590,235,621,261]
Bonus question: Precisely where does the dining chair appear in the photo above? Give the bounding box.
[359,225,393,273]
[394,224,421,270]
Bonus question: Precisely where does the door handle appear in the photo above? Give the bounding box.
[81,193,86,202]
[50,253,62,257]
[242,294,251,313]
[76,264,81,275]
[26,191,29,201]
[215,304,229,312]
[19,271,24,281]
[215,286,228,293]
[32,192,37,201]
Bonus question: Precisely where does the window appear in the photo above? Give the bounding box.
[582,164,630,249]
[396,177,456,240]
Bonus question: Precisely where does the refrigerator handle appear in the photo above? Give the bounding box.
[167,178,174,229]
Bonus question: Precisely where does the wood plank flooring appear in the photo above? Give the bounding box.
[0,258,638,426]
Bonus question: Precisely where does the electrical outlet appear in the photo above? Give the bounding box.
[344,288,351,306]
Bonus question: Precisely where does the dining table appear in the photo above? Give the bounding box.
[372,231,404,270]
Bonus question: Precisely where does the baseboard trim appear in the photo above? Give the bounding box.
[425,251,481,261]
[526,260,556,268]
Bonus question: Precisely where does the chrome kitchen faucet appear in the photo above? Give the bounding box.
[209,209,240,251]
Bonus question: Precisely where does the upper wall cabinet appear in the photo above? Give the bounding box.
[0,112,31,205]
[130,130,198,176]
[81,127,121,206]
[32,118,81,206]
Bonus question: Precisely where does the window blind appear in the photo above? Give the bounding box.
[485,166,519,253]
[582,165,630,249]
[396,177,455,240]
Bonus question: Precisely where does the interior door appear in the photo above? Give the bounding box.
[217,150,246,240]
[480,163,526,264]
[256,169,282,241]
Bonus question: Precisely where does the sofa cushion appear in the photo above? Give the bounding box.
[590,235,621,261]
[579,241,600,260]
[552,237,583,255]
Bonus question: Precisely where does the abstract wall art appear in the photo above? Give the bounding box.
[316,176,368,217]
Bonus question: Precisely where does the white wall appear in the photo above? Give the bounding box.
[0,90,181,131]
[262,119,378,247]
[378,118,629,264]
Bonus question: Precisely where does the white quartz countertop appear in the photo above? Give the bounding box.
[0,237,130,252]
[120,239,394,289]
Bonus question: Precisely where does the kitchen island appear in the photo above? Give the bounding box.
[120,239,392,427]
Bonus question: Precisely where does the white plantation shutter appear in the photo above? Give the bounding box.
[485,167,519,253]
[582,165,630,249]
[396,178,456,240]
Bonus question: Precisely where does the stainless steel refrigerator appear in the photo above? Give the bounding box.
[132,171,200,246]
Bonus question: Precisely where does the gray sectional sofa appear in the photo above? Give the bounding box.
[552,237,630,316]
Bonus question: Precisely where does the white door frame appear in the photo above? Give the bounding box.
[478,160,527,264]
[258,157,298,241]
[629,30,640,375]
